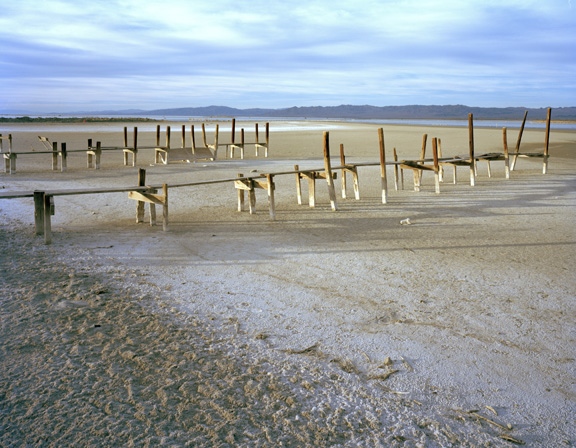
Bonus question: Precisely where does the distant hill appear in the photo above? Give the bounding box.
[137,105,576,121]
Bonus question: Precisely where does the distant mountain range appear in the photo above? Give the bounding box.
[4,105,576,120]
[101,105,576,120]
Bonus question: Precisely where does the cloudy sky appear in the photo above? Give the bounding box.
[1,0,574,113]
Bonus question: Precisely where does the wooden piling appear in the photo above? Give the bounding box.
[502,127,510,179]
[543,107,551,174]
[510,110,528,171]
[52,141,58,171]
[340,144,348,198]
[33,191,44,235]
[468,113,475,186]
[323,132,338,211]
[136,168,146,223]
[378,128,388,204]
[432,138,440,194]
[266,173,276,220]
[60,143,67,172]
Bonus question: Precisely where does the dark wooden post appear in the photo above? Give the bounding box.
[378,128,388,204]
[51,141,58,170]
[34,191,45,235]
[543,107,551,174]
[468,113,475,186]
[60,143,67,172]
[323,132,338,211]
[136,169,146,223]
[432,137,440,194]
[511,110,528,171]
[43,194,52,244]
[502,127,510,179]
[340,143,347,198]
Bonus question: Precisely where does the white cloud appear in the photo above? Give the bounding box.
[1,0,574,112]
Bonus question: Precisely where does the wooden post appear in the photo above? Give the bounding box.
[294,164,303,205]
[468,113,475,186]
[240,128,245,159]
[511,110,528,171]
[340,144,347,199]
[543,107,551,174]
[309,172,316,207]
[95,141,101,169]
[231,118,236,145]
[432,137,440,194]
[181,125,186,149]
[43,194,52,245]
[378,128,388,204]
[418,133,427,183]
[52,141,58,170]
[437,138,444,182]
[266,174,275,220]
[60,143,67,172]
[162,183,168,231]
[191,125,197,155]
[33,191,45,235]
[265,122,269,157]
[502,127,510,179]
[132,126,138,165]
[201,123,208,147]
[237,173,245,211]
[323,132,338,211]
[123,126,129,165]
[255,123,260,157]
[393,148,400,191]
[87,138,93,168]
[136,168,146,223]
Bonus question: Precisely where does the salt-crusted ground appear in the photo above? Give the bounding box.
[1,121,575,446]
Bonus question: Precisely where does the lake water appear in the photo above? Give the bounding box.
[1,115,575,133]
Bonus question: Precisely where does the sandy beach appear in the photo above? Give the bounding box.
[1,120,575,446]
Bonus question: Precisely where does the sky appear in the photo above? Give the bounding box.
[1,0,575,113]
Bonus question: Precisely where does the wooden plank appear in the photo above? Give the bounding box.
[127,191,166,205]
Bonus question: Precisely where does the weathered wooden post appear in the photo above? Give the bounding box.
[33,191,45,235]
[51,141,58,170]
[378,128,388,204]
[266,173,275,220]
[136,168,146,223]
[432,137,440,194]
[323,131,338,211]
[543,107,551,174]
[162,183,168,231]
[468,113,476,186]
[237,173,245,211]
[393,148,400,191]
[502,127,510,179]
[340,144,347,198]
[60,143,67,172]
[510,110,528,171]
[43,194,53,245]
[294,164,303,205]
[123,127,129,166]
